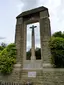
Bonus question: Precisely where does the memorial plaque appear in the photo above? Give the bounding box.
[28,72,36,77]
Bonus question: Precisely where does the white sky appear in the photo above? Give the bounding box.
[0,0,64,44]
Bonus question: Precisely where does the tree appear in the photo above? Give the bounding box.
[0,46,3,53]
[35,48,41,59]
[0,42,7,53]
[26,49,31,60]
[1,42,7,48]
[49,31,64,68]
[52,31,64,38]
[0,43,16,74]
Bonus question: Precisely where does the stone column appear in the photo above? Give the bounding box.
[31,27,35,60]
[15,17,24,64]
[14,17,24,81]
[40,10,51,67]
[30,25,37,60]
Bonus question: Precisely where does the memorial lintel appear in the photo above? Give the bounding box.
[16,6,49,18]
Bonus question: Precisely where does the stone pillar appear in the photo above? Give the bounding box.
[14,17,24,81]
[40,10,51,67]
[31,27,35,60]
[15,17,24,64]
[30,25,37,60]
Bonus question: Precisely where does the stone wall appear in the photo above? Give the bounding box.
[0,68,64,85]
[42,68,64,85]
[0,81,22,85]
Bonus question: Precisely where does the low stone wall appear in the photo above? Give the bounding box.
[0,68,64,85]
[0,81,22,85]
[0,81,33,85]
[43,68,64,85]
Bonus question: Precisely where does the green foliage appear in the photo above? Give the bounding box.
[35,48,41,59]
[1,42,7,48]
[0,42,7,53]
[52,31,64,38]
[50,32,64,68]
[0,46,3,53]
[26,49,31,60]
[0,43,16,74]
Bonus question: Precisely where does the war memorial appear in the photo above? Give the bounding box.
[0,6,64,85]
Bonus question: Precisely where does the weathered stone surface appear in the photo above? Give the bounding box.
[17,6,48,18]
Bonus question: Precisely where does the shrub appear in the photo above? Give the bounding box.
[0,43,16,74]
[50,37,64,68]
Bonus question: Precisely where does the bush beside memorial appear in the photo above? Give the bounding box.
[49,31,64,68]
[0,43,16,74]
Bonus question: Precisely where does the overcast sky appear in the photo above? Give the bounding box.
[0,0,64,44]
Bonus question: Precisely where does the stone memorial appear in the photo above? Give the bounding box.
[0,6,64,85]
[15,6,52,84]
